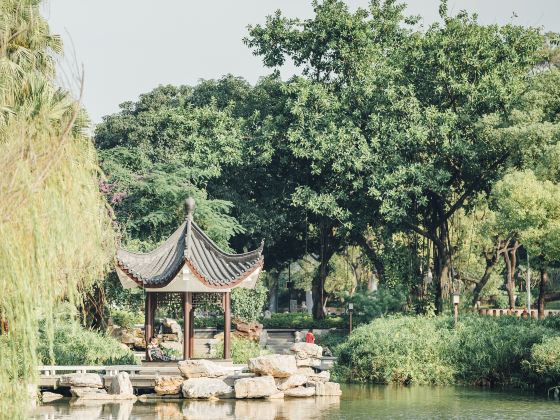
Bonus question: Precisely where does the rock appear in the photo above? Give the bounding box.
[290,342,323,359]
[182,378,233,399]
[162,318,183,342]
[70,387,107,398]
[178,359,229,378]
[108,372,134,396]
[296,357,322,367]
[154,376,183,395]
[308,370,330,383]
[284,386,315,397]
[267,391,285,399]
[296,367,315,376]
[314,382,342,396]
[233,320,263,341]
[41,391,63,402]
[132,336,146,350]
[248,354,297,378]
[234,375,277,399]
[138,393,182,400]
[276,374,307,391]
[60,373,103,388]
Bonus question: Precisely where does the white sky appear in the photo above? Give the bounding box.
[42,0,560,124]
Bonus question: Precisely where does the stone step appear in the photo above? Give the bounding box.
[266,338,293,345]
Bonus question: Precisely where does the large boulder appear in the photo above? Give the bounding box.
[154,376,183,395]
[276,374,307,391]
[234,375,277,399]
[233,320,263,342]
[162,318,183,342]
[178,359,229,378]
[284,386,315,397]
[290,342,323,359]
[182,378,233,399]
[70,387,107,398]
[306,370,330,383]
[296,358,322,368]
[248,354,297,378]
[108,372,134,396]
[60,373,103,388]
[313,382,342,396]
[41,391,63,403]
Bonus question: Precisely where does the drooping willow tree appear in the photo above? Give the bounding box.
[0,0,115,416]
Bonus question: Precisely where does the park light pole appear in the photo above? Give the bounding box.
[453,293,460,327]
[348,303,354,334]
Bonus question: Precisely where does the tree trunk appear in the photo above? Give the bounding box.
[538,268,548,320]
[503,240,520,310]
[471,239,507,307]
[312,222,335,320]
[268,272,278,313]
[433,223,450,315]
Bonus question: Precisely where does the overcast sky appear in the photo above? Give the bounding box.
[42,1,560,124]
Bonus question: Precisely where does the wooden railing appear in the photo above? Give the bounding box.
[476,308,560,318]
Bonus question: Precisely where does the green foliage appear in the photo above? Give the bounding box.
[522,337,560,387]
[314,330,347,356]
[448,316,559,387]
[211,336,268,363]
[336,316,456,385]
[336,315,560,388]
[343,288,407,324]
[110,309,143,330]
[260,312,345,329]
[37,320,136,366]
[491,293,510,309]
[231,280,268,322]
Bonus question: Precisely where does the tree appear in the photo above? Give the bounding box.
[245,0,544,315]
[491,171,560,318]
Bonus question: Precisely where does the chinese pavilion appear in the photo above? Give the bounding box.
[115,197,264,360]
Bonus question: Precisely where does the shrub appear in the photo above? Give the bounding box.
[231,279,268,322]
[211,336,269,363]
[522,336,560,387]
[336,316,455,385]
[110,308,143,330]
[260,312,345,329]
[38,321,136,366]
[447,316,556,386]
[315,331,347,356]
[335,314,560,388]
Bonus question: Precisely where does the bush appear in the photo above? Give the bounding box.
[447,316,556,386]
[211,336,269,363]
[344,288,407,324]
[260,312,345,329]
[110,308,143,330]
[38,321,136,366]
[315,331,347,356]
[336,316,455,385]
[522,336,560,387]
[231,279,268,322]
[335,314,560,388]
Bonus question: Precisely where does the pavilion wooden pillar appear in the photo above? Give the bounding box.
[183,292,193,360]
[145,291,155,360]
[223,291,231,360]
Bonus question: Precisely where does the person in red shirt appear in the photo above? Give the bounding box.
[305,329,315,344]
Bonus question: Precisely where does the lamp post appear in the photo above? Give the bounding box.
[348,303,354,334]
[453,293,460,327]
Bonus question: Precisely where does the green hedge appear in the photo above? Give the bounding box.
[260,312,346,329]
[38,322,136,366]
[335,314,560,389]
[211,336,269,363]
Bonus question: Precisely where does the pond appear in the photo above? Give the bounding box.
[30,384,559,419]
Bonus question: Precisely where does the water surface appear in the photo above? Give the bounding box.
[30,384,559,419]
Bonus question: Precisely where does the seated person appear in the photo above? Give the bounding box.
[147,338,172,362]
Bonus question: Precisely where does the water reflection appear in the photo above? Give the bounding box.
[30,385,560,420]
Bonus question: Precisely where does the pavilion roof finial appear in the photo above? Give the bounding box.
[185,197,196,220]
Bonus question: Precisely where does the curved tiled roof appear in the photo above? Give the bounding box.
[116,205,264,288]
